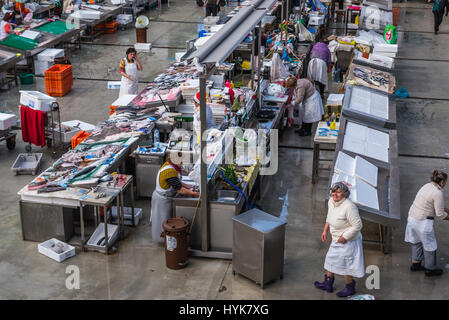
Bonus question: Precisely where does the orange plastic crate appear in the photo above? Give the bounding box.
[105,27,117,34]
[93,22,105,29]
[44,64,73,82]
[45,80,72,95]
[45,73,73,97]
[105,21,118,28]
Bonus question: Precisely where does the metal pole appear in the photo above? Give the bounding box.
[257,22,262,99]
[281,0,284,22]
[250,30,256,90]
[199,75,209,252]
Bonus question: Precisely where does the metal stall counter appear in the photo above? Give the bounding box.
[326,116,400,253]
[0,48,23,87]
[64,3,126,41]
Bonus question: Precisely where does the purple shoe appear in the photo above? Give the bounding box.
[336,280,356,298]
[314,275,334,293]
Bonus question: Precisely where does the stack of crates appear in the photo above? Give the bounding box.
[105,21,118,34]
[44,64,73,97]
[93,22,105,35]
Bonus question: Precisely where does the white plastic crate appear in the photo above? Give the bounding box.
[19,90,56,112]
[38,238,76,262]
[109,207,142,226]
[87,223,119,249]
[0,112,17,130]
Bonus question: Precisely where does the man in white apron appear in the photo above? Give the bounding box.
[151,154,199,243]
[405,170,449,276]
[119,48,142,97]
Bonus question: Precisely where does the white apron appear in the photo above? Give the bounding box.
[307,57,328,88]
[150,164,181,243]
[119,57,138,97]
[404,216,438,252]
[324,234,365,278]
[300,90,324,123]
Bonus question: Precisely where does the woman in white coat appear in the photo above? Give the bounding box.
[315,182,364,298]
[285,76,324,136]
[119,48,142,97]
[405,170,449,276]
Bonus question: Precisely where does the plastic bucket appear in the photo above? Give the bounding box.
[161,217,190,270]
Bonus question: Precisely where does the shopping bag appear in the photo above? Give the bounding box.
[383,24,397,44]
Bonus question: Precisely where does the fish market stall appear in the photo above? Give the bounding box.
[0,48,23,88]
[0,19,83,71]
[64,3,126,41]
[17,106,158,253]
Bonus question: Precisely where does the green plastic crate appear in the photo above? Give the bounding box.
[19,73,34,85]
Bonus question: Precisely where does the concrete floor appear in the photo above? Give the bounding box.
[1,0,449,300]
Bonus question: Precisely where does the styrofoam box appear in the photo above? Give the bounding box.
[175,51,186,62]
[0,112,18,130]
[107,81,121,89]
[309,15,325,26]
[373,43,398,53]
[87,223,119,249]
[117,14,133,24]
[49,127,80,143]
[21,30,41,40]
[109,207,142,226]
[327,93,344,106]
[34,60,53,76]
[61,120,96,132]
[70,10,102,20]
[372,50,396,58]
[194,36,212,49]
[38,238,76,262]
[111,0,126,4]
[134,43,152,52]
[20,90,56,112]
[36,48,65,62]
[112,94,136,106]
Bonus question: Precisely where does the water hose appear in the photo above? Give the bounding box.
[220,170,251,211]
